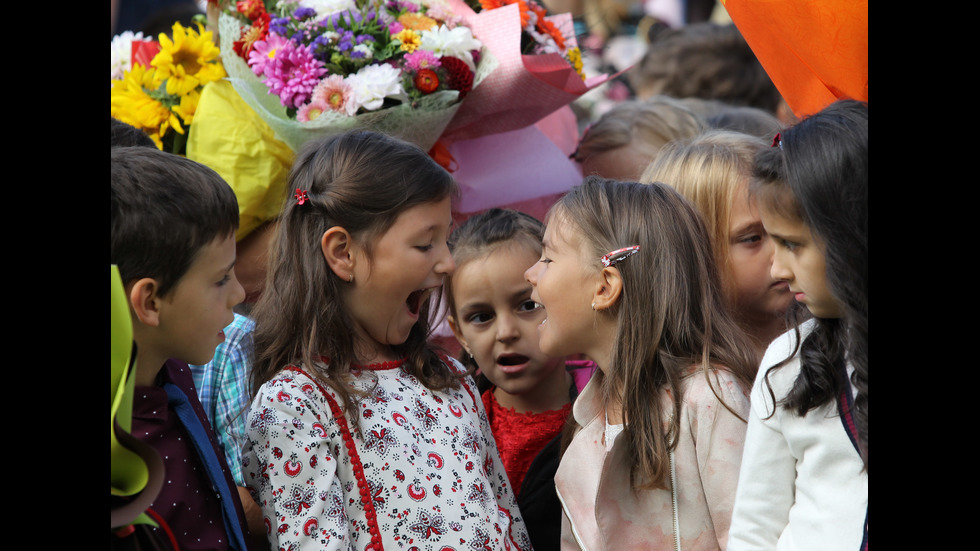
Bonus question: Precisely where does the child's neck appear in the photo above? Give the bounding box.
[492,369,572,415]
[353,341,402,366]
[133,348,168,387]
[740,316,789,360]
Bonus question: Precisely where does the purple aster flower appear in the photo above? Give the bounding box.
[337,30,354,52]
[270,17,290,35]
[294,7,317,19]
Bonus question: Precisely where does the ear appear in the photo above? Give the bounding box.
[321,226,355,281]
[447,315,471,355]
[592,267,623,311]
[128,278,162,327]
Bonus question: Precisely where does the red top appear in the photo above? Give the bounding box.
[482,389,571,497]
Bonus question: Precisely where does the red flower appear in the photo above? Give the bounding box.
[236,0,267,21]
[233,12,270,58]
[440,57,474,98]
[414,69,440,94]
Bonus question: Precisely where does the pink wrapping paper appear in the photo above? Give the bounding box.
[440,1,611,142]
[448,105,582,214]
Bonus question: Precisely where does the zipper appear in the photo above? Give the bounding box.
[555,486,588,551]
[670,449,681,551]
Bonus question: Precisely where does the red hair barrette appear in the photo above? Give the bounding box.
[771,132,782,149]
[294,189,309,205]
[600,245,640,267]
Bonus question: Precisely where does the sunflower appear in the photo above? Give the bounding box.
[111,65,183,149]
[151,22,224,93]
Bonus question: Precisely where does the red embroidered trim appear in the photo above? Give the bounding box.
[317,356,406,371]
[284,366,385,551]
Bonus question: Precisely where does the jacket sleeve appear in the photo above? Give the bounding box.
[689,370,752,550]
[243,374,350,550]
[726,370,797,550]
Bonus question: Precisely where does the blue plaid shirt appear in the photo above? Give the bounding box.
[190,313,255,486]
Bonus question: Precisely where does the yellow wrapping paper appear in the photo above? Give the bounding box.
[187,79,295,241]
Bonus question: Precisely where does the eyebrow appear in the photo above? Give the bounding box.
[731,220,765,236]
[511,286,533,302]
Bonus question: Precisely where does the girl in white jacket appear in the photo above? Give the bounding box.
[728,100,868,551]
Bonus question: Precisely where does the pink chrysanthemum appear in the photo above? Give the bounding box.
[247,33,289,77]
[310,74,356,116]
[403,50,441,72]
[261,40,327,109]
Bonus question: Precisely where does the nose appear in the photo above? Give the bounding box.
[230,270,246,308]
[770,249,792,283]
[496,312,520,343]
[525,263,540,286]
[436,243,456,276]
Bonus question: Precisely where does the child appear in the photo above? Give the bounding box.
[110,146,257,550]
[727,100,868,550]
[629,23,787,122]
[640,130,794,358]
[445,208,586,551]
[573,96,705,182]
[242,131,531,550]
[524,176,759,550]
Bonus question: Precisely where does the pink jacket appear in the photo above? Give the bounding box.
[555,368,751,551]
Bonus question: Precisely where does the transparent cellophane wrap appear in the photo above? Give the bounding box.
[217,11,496,153]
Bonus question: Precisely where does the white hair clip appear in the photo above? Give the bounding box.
[600,245,640,267]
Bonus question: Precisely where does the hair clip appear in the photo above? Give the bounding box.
[771,132,782,149]
[600,245,640,267]
[294,189,309,205]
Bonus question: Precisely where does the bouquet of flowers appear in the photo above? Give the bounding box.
[471,0,583,79]
[436,0,612,142]
[110,22,227,152]
[215,0,485,151]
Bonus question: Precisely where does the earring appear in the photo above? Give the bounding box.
[348,273,354,283]
[591,302,596,311]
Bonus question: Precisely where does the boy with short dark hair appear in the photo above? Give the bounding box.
[111,146,257,549]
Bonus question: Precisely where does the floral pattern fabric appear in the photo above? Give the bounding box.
[243,358,531,551]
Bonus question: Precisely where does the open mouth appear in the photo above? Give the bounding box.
[497,354,529,367]
[406,287,435,315]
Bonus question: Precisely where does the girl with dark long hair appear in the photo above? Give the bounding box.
[728,100,868,551]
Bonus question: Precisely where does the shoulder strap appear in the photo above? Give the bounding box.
[837,368,868,551]
[164,383,249,551]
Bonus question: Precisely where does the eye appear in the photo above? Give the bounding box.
[774,237,799,251]
[517,300,542,313]
[415,244,434,252]
[538,257,552,264]
[217,274,231,287]
[466,312,493,325]
[737,234,762,245]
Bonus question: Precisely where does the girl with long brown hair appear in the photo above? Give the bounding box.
[242,130,531,551]
[524,177,758,550]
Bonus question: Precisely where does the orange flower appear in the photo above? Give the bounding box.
[479,0,508,10]
[537,17,565,50]
[414,69,440,94]
[516,0,530,27]
[398,12,438,31]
